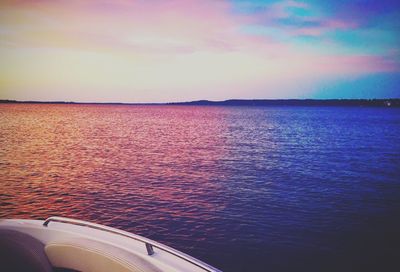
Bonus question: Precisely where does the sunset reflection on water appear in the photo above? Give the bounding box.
[1,104,231,224]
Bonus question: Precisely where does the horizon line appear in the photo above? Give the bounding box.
[1,98,399,107]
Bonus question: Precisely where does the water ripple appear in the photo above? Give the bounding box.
[1,104,400,271]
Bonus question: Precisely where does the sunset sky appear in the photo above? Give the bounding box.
[0,0,399,102]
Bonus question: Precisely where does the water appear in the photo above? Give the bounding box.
[1,104,400,272]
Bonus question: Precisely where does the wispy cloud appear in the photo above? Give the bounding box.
[0,0,398,102]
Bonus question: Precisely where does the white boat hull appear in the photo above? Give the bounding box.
[0,217,221,272]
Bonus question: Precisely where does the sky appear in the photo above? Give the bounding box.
[0,0,399,102]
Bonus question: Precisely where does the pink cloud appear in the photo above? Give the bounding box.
[323,19,358,30]
[286,18,358,38]
[291,27,324,37]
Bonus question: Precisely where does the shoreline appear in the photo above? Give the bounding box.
[1,98,399,107]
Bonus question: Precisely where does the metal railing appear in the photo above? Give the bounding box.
[43,216,221,272]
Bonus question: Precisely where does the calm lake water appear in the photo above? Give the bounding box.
[1,104,400,272]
